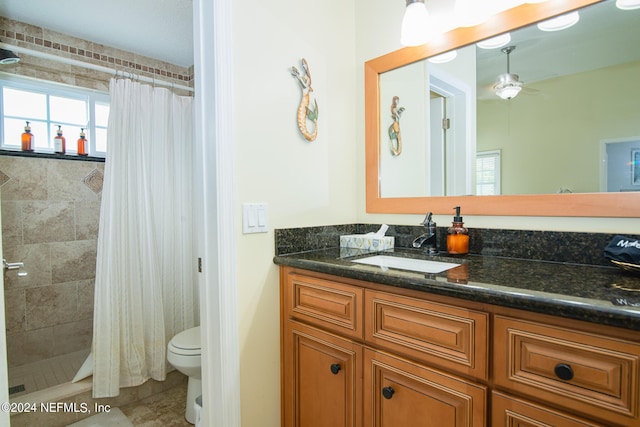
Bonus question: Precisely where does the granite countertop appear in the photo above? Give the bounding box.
[274,247,640,331]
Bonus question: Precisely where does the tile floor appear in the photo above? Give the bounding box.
[10,381,191,426]
[120,382,192,426]
[8,349,90,398]
[9,367,191,426]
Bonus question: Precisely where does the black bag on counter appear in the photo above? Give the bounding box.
[604,235,640,264]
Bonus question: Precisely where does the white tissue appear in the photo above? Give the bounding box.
[366,224,389,238]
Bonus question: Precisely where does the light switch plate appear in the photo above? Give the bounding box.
[242,203,269,234]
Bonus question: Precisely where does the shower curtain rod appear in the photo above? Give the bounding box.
[0,42,194,93]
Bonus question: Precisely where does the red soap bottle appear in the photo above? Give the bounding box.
[446,206,469,255]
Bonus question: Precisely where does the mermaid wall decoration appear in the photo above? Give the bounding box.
[291,58,319,142]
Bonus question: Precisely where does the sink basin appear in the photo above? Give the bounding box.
[351,255,460,274]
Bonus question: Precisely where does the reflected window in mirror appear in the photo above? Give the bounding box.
[476,150,501,196]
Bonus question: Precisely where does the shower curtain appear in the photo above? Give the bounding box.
[92,78,197,398]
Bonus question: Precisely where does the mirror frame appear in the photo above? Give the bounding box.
[365,0,640,217]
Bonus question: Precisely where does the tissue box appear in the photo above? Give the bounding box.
[340,234,394,251]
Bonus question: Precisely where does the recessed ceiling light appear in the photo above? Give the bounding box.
[616,0,640,10]
[537,11,580,32]
[428,50,458,64]
[477,33,511,49]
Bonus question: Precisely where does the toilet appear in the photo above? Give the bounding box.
[167,326,202,424]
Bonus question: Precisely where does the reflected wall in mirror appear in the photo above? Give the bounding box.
[365,0,640,217]
[379,48,476,198]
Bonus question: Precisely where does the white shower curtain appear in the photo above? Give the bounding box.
[92,78,197,398]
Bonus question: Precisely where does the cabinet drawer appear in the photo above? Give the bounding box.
[494,315,640,427]
[491,391,603,427]
[285,272,363,339]
[365,290,489,380]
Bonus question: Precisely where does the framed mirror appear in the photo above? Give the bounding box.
[365,0,640,217]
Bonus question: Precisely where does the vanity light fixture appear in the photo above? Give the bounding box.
[477,33,511,49]
[537,11,580,31]
[493,46,523,100]
[400,0,430,46]
[428,50,457,63]
[616,0,640,9]
[0,40,20,65]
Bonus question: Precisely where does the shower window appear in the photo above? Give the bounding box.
[0,75,109,157]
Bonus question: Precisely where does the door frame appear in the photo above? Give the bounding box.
[193,0,241,425]
[428,68,475,196]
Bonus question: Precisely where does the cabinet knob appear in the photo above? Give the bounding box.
[554,363,574,381]
[330,363,341,375]
[382,386,395,399]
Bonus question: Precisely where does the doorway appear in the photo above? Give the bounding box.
[600,137,640,192]
[428,69,475,196]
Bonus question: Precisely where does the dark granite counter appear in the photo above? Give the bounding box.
[274,247,640,331]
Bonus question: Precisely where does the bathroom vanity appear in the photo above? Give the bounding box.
[275,248,640,427]
[275,0,640,423]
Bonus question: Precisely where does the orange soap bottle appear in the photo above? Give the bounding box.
[77,128,88,156]
[21,121,34,151]
[446,206,469,255]
[54,125,66,154]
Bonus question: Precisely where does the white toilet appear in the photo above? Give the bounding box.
[167,326,202,424]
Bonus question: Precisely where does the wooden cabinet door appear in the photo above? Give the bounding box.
[283,320,362,427]
[364,348,486,427]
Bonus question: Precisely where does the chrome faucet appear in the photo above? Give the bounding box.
[412,212,438,255]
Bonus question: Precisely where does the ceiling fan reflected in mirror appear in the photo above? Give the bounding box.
[493,46,523,100]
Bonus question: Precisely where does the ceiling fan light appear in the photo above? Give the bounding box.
[428,50,457,64]
[537,11,580,31]
[494,73,523,100]
[495,84,522,100]
[477,33,511,49]
[400,0,431,46]
[616,0,640,10]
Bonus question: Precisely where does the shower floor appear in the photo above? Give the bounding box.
[8,349,90,399]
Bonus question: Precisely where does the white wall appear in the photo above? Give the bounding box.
[355,0,640,233]
[232,0,357,425]
[379,61,429,197]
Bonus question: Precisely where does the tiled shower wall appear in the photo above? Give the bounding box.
[0,156,103,367]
